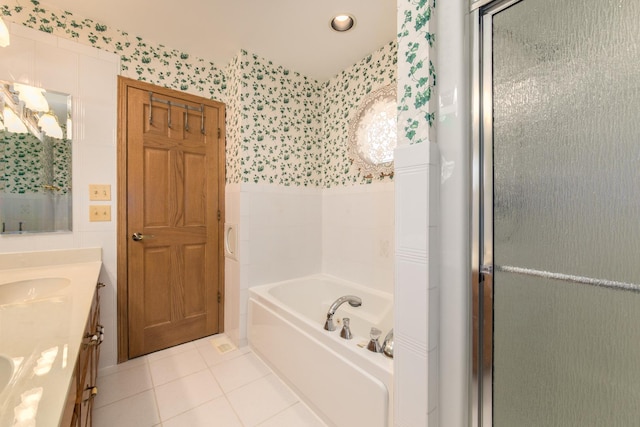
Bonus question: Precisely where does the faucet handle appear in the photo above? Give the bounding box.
[367,327,382,353]
[369,327,381,340]
[382,328,394,358]
[340,317,353,340]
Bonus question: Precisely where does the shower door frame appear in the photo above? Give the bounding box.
[470,1,522,426]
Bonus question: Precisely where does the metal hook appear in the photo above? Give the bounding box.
[167,101,172,129]
[148,91,153,126]
[200,104,205,135]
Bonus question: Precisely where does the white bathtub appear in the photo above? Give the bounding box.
[248,274,394,427]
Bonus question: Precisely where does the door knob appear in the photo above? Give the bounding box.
[132,232,155,241]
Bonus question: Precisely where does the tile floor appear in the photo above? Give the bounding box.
[93,335,327,427]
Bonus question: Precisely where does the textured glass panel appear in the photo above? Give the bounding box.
[491,0,640,425]
[494,273,640,426]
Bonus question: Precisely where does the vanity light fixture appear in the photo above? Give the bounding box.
[37,111,63,139]
[13,83,49,112]
[3,106,28,133]
[330,14,355,32]
[0,17,9,48]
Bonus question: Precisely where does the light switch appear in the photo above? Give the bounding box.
[89,205,111,222]
[89,184,111,201]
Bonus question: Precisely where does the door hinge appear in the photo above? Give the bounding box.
[217,291,221,304]
[217,210,221,221]
[217,128,221,138]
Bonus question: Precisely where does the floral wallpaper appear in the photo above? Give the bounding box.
[2,0,410,188]
[1,0,228,101]
[397,0,437,145]
[0,131,42,193]
[0,130,70,194]
[224,54,243,185]
[322,41,397,187]
[53,133,71,193]
[233,51,323,187]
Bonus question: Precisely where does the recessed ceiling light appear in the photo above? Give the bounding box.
[330,14,355,32]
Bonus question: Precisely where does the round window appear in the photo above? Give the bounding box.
[348,84,397,177]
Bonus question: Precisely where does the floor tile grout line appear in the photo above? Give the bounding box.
[96,356,149,379]
[254,401,301,426]
[92,360,154,410]
[144,342,198,363]
[215,367,274,395]
[153,365,216,393]
[159,393,229,424]
[148,348,209,388]
[91,386,157,414]
[221,392,247,427]
[149,384,163,425]
[96,336,325,426]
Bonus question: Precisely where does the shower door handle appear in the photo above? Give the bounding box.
[480,264,493,276]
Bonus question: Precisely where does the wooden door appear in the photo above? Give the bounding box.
[121,79,225,358]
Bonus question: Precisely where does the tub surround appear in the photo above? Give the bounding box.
[322,182,395,294]
[0,248,102,426]
[225,181,395,347]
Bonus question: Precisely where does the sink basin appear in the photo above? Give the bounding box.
[0,278,70,306]
[0,355,13,393]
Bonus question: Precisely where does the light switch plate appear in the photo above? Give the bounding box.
[89,184,111,201]
[89,205,111,222]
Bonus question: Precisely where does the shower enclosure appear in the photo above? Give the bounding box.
[471,0,640,425]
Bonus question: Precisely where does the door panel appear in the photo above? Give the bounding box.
[126,85,223,358]
[183,152,207,225]
[184,244,206,316]
[143,148,171,226]
[143,246,172,326]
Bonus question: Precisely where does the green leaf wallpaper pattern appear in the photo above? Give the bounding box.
[2,0,433,187]
[231,51,324,187]
[1,0,227,101]
[322,41,397,187]
[397,0,437,145]
[0,130,70,195]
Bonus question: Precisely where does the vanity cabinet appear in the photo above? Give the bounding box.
[60,282,103,427]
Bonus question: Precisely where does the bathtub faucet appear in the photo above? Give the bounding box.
[324,295,362,331]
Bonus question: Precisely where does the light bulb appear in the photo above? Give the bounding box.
[13,83,49,112]
[3,106,28,133]
[38,112,63,139]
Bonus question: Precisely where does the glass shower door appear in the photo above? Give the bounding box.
[476,0,640,425]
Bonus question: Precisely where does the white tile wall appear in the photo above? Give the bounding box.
[322,182,395,294]
[0,24,120,369]
[228,181,395,345]
[394,142,440,427]
[225,184,242,346]
[227,183,323,345]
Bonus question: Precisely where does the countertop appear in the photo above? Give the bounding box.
[0,248,102,427]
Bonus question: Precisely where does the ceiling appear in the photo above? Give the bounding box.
[41,0,398,81]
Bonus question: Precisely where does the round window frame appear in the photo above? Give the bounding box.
[348,84,397,177]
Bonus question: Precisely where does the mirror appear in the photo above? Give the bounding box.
[0,81,72,234]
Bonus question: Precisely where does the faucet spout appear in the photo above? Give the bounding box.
[324,295,362,331]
